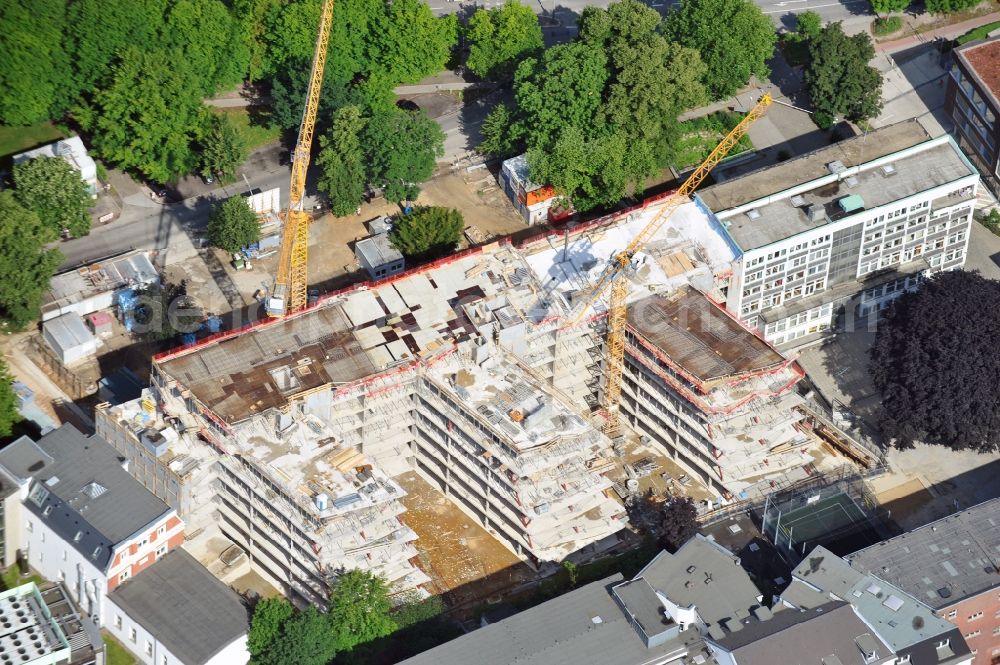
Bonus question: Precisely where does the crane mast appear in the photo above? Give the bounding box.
[571,94,773,437]
[267,0,335,318]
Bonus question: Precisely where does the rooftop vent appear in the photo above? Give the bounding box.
[880,163,897,176]
[790,195,807,207]
[82,481,107,500]
[827,160,847,175]
[845,176,859,188]
[746,209,761,220]
[937,587,952,599]
[806,204,826,222]
[591,616,603,625]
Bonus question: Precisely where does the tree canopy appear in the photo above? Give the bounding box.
[78,47,205,183]
[925,0,978,13]
[208,197,260,252]
[12,157,92,239]
[663,0,776,99]
[389,206,464,261]
[132,281,203,342]
[316,106,368,216]
[869,0,909,17]
[200,113,249,181]
[0,0,74,125]
[328,569,397,651]
[465,0,544,80]
[0,192,63,330]
[494,0,707,210]
[0,359,21,439]
[363,108,445,203]
[870,270,1000,453]
[804,23,882,124]
[658,496,699,552]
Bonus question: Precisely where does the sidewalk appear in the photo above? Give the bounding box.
[875,9,1000,52]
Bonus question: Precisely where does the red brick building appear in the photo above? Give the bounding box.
[848,499,1000,665]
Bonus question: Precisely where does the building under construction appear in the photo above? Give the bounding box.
[95,188,877,606]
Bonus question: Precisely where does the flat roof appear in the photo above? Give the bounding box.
[627,287,786,386]
[848,497,1000,609]
[638,535,762,628]
[0,583,71,663]
[42,312,95,352]
[0,426,172,571]
[957,37,1000,111]
[697,123,975,251]
[710,601,892,665]
[108,548,248,665]
[398,573,710,665]
[356,233,403,267]
[788,546,958,651]
[158,304,377,423]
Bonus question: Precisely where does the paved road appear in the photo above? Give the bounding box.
[58,160,300,271]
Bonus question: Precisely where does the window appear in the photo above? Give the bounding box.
[145,642,153,656]
[62,550,66,561]
[966,629,981,638]
[155,544,167,558]
[130,628,137,643]
[157,525,166,536]
[115,615,122,630]
[162,657,168,665]
[119,569,130,583]
[26,521,32,533]
[969,611,984,621]
[809,248,828,260]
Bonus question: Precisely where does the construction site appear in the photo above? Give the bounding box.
[91,182,882,607]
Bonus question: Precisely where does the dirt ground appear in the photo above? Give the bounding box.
[208,168,529,307]
[874,477,936,530]
[395,471,535,608]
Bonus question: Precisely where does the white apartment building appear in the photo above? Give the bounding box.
[0,427,183,623]
[697,121,980,349]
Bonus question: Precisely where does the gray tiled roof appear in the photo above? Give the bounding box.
[848,498,1000,609]
[397,574,711,665]
[0,425,172,571]
[709,601,893,665]
[787,546,957,651]
[638,535,763,627]
[108,548,249,665]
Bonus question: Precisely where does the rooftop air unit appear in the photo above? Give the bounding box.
[826,160,847,175]
[790,194,807,207]
[746,209,761,220]
[806,204,826,222]
[880,163,897,176]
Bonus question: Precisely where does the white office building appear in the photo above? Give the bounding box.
[696,121,980,349]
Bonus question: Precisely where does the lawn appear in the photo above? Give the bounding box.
[674,111,754,170]
[103,634,138,665]
[0,121,65,160]
[0,567,44,591]
[214,108,282,151]
[956,20,1000,45]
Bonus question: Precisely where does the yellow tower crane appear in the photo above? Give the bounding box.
[266,0,336,318]
[567,94,773,437]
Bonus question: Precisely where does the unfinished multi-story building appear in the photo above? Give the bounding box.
[99,176,879,606]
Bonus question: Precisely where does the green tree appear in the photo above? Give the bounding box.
[162,0,251,94]
[67,0,168,94]
[12,157,92,239]
[208,197,260,252]
[663,0,776,99]
[132,281,202,342]
[796,10,823,38]
[0,359,22,438]
[370,0,458,84]
[466,0,544,80]
[329,570,397,652]
[201,114,249,182]
[478,104,520,157]
[363,109,444,203]
[0,192,62,329]
[659,496,699,552]
[248,597,295,658]
[512,43,609,152]
[257,606,339,665]
[389,206,464,261]
[316,106,367,216]
[0,0,74,124]
[805,23,882,123]
[78,47,204,182]
[869,0,909,17]
[925,0,978,13]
